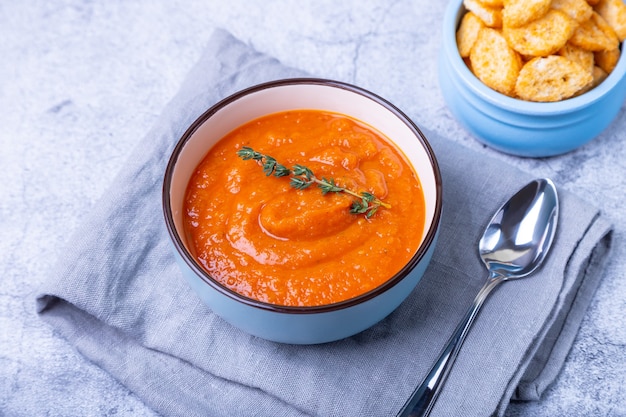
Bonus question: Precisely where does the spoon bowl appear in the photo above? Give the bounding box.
[480,179,559,279]
[400,178,559,417]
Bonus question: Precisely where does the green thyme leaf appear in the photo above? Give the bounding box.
[237,147,390,218]
[290,177,313,190]
[319,177,343,195]
[262,156,277,176]
[292,164,313,180]
[361,192,376,203]
[366,205,379,219]
[237,146,263,161]
[350,201,368,214]
[273,164,292,177]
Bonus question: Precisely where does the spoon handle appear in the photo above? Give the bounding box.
[398,274,505,417]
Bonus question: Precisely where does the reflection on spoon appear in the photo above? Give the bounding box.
[399,178,559,417]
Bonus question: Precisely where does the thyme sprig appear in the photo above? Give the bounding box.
[236,146,390,218]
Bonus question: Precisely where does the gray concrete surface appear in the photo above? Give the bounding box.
[2,1,625,416]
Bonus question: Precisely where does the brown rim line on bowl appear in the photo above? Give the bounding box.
[163,78,442,344]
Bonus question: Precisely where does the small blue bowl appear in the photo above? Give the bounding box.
[163,79,442,344]
[438,0,626,157]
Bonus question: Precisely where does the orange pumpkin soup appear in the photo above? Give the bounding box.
[184,110,425,307]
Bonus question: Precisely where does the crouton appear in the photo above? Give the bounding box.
[470,28,522,95]
[481,0,504,6]
[558,42,595,74]
[464,0,503,27]
[551,0,594,23]
[502,0,551,28]
[503,10,576,56]
[457,12,486,57]
[594,0,626,41]
[515,55,593,101]
[570,11,620,51]
[591,65,609,86]
[594,47,621,73]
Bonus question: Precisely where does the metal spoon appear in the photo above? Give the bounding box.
[399,178,559,417]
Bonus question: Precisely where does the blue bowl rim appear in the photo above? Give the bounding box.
[162,78,443,314]
[443,0,626,116]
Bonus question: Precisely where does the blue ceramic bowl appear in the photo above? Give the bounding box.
[439,0,626,157]
[163,79,442,344]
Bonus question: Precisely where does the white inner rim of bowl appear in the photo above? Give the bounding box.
[169,83,438,255]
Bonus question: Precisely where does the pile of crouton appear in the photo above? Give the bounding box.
[457,0,626,101]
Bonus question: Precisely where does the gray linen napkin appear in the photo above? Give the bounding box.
[36,29,613,417]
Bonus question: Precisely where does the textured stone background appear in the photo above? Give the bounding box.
[1,1,625,416]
